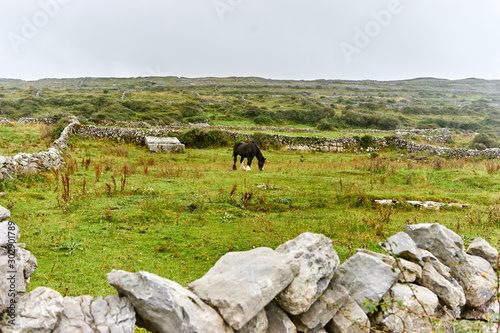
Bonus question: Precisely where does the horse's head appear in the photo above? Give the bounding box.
[258,158,266,171]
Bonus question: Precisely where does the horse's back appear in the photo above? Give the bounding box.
[233,141,245,155]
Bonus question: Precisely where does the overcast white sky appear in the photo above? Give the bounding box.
[1,0,500,81]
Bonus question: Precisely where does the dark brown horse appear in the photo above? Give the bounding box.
[232,142,266,171]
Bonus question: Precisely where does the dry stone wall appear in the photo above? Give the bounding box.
[71,124,500,159]
[0,119,79,180]
[1,204,499,333]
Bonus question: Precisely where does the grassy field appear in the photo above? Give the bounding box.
[2,130,500,301]
[1,76,499,331]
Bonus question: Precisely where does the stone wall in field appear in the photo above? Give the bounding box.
[0,119,78,180]
[0,119,497,182]
[1,203,499,332]
[71,124,500,159]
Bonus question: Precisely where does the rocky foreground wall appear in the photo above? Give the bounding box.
[1,203,499,332]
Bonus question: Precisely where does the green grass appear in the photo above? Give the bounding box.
[0,124,53,155]
[2,135,500,301]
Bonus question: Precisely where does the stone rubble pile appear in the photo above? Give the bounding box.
[374,199,470,209]
[1,205,499,332]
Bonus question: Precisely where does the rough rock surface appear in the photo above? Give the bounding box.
[330,252,400,313]
[291,283,349,332]
[417,261,466,311]
[236,309,268,333]
[107,270,233,333]
[404,223,496,307]
[325,296,369,333]
[188,247,298,330]
[265,301,297,333]
[0,223,37,315]
[53,294,136,333]
[0,287,64,333]
[380,232,422,264]
[0,219,19,246]
[0,206,10,222]
[145,136,185,152]
[466,237,499,266]
[275,232,340,315]
[372,283,439,333]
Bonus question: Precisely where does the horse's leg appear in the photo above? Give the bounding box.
[240,156,246,170]
[233,154,238,170]
[246,156,254,171]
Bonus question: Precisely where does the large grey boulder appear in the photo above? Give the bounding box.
[417,261,466,311]
[188,247,298,330]
[53,294,136,333]
[330,252,400,313]
[0,287,64,333]
[291,283,349,332]
[108,270,233,333]
[372,283,439,333]
[325,296,369,333]
[264,301,297,333]
[380,232,423,265]
[0,206,10,222]
[275,232,340,315]
[467,237,499,266]
[145,136,185,152]
[404,223,496,307]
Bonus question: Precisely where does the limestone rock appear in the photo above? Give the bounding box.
[236,309,268,333]
[330,252,400,313]
[0,206,11,222]
[264,301,297,333]
[418,249,452,279]
[398,258,422,283]
[0,220,19,246]
[467,237,499,266]
[0,244,37,314]
[380,232,422,264]
[404,223,496,307]
[108,270,233,333]
[461,295,500,323]
[355,248,395,266]
[325,296,369,333]
[145,136,185,152]
[291,283,349,332]
[372,283,439,333]
[417,261,466,311]
[53,294,136,333]
[0,287,64,333]
[275,232,339,315]
[188,247,298,330]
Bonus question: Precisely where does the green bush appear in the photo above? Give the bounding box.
[251,132,281,150]
[470,133,499,149]
[177,129,231,148]
[253,115,273,125]
[359,135,376,149]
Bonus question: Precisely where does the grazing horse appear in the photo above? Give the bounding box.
[232,142,266,171]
